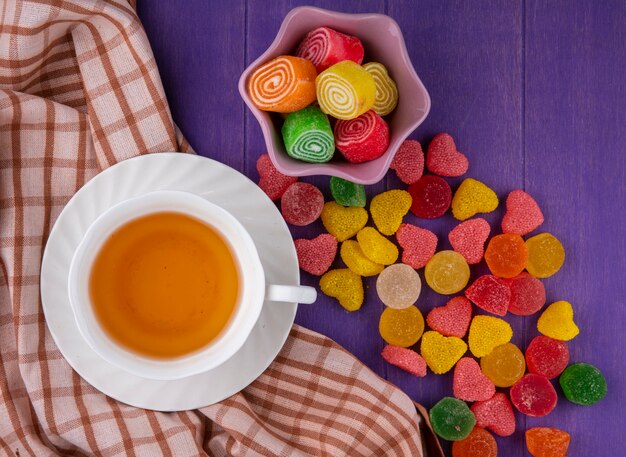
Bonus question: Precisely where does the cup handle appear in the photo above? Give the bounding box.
[265,284,317,304]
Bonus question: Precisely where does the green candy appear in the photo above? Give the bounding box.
[282,106,335,163]
[559,363,607,406]
[429,397,476,441]
[330,177,366,207]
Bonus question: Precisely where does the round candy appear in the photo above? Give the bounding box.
[526,427,571,457]
[280,182,324,226]
[448,218,491,264]
[381,345,427,377]
[282,106,335,163]
[452,427,497,457]
[334,110,389,163]
[379,305,424,347]
[525,232,565,278]
[362,62,399,116]
[256,153,297,200]
[559,363,607,406]
[429,397,476,441]
[480,343,526,387]
[316,60,376,120]
[357,227,398,265]
[340,240,383,277]
[329,177,366,207]
[295,26,364,73]
[464,275,511,316]
[425,250,470,295]
[525,336,569,379]
[484,233,528,278]
[376,264,421,309]
[408,175,452,218]
[504,272,546,316]
[510,374,558,417]
[396,224,438,269]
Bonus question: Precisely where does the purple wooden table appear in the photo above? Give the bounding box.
[137,1,625,455]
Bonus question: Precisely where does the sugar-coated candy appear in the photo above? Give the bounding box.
[362,62,399,116]
[334,110,389,163]
[381,345,427,377]
[295,26,364,73]
[320,202,368,241]
[525,336,569,379]
[390,140,424,184]
[426,296,472,338]
[379,305,424,347]
[510,373,558,417]
[329,177,366,207]
[426,133,469,177]
[295,234,337,276]
[559,363,607,406]
[429,397,476,441]
[340,240,384,277]
[480,343,526,387]
[453,357,496,402]
[451,178,499,221]
[357,227,398,265]
[256,153,297,200]
[484,233,528,278]
[395,223,437,269]
[280,182,324,226]
[408,175,452,218]
[470,393,516,437]
[504,272,546,316]
[448,218,490,264]
[468,315,513,358]
[526,427,570,457]
[248,55,317,113]
[320,268,363,311]
[420,331,468,374]
[424,250,470,295]
[525,232,565,278]
[316,61,376,120]
[370,190,412,236]
[282,106,335,163]
[465,275,511,316]
[502,190,544,235]
[452,427,497,457]
[537,301,579,341]
[376,264,421,309]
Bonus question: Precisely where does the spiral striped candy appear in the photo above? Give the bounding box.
[363,62,399,116]
[295,26,364,73]
[247,55,317,113]
[316,61,376,120]
[282,106,335,163]
[334,110,390,163]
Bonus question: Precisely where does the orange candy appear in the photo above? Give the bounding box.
[452,427,498,457]
[526,427,570,457]
[484,233,528,278]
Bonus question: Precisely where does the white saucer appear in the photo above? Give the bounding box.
[40,153,299,411]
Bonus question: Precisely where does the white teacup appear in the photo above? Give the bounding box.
[68,190,316,380]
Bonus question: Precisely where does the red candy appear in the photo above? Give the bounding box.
[256,153,297,200]
[281,182,324,226]
[408,175,452,218]
[510,374,558,417]
[465,275,511,316]
[453,357,496,402]
[334,111,389,163]
[502,190,544,235]
[295,26,364,73]
[381,345,427,377]
[448,218,491,264]
[295,234,337,276]
[395,223,438,269]
[525,336,570,379]
[471,393,516,437]
[503,272,546,316]
[390,140,424,184]
[426,296,472,338]
[426,133,469,177]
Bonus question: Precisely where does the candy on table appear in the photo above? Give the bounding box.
[464,275,511,316]
[316,60,376,120]
[501,190,544,235]
[389,140,424,184]
[470,392,516,437]
[247,55,317,113]
[510,373,558,417]
[334,110,389,163]
[420,331,468,374]
[282,106,335,163]
[537,300,579,341]
[559,362,607,406]
[451,178,499,221]
[468,315,513,358]
[484,233,528,278]
[294,234,337,276]
[319,268,363,311]
[379,305,425,347]
[357,227,398,265]
[320,201,368,241]
[408,175,452,218]
[340,240,384,277]
[526,427,571,457]
[395,223,437,269]
[525,232,565,278]
[381,345,427,377]
[426,133,469,177]
[452,427,498,457]
[426,296,472,338]
[362,62,399,116]
[448,218,491,264]
[369,189,412,236]
[525,335,570,379]
[424,250,470,295]
[453,357,496,402]
[256,153,297,200]
[280,182,324,226]
[480,342,526,388]
[503,272,546,316]
[329,176,366,207]
[376,264,421,309]
[295,26,364,73]
[429,397,476,441]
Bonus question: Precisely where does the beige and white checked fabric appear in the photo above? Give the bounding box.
[0,1,443,455]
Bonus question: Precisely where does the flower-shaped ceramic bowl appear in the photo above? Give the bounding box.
[239,6,430,185]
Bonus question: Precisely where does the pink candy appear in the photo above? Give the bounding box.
[471,392,516,437]
[381,345,427,377]
[453,357,496,402]
[256,153,297,200]
[295,26,364,73]
[426,296,472,338]
[295,234,337,276]
[503,272,546,316]
[448,218,491,264]
[426,132,469,177]
[395,223,438,269]
[281,182,324,226]
[501,190,544,235]
[390,140,424,184]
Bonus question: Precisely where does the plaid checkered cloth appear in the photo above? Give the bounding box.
[0,1,443,456]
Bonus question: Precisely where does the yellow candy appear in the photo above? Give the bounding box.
[451,178,499,221]
[316,61,376,120]
[362,62,399,116]
[370,190,412,236]
[525,232,565,278]
[468,315,513,358]
[340,240,384,277]
[320,268,364,311]
[379,305,424,347]
[320,202,368,241]
[420,331,468,374]
[424,250,470,295]
[537,301,579,341]
[356,227,398,265]
[480,343,526,387]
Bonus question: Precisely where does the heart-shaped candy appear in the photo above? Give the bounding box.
[320,202,368,242]
[468,315,513,358]
[537,301,579,341]
[396,223,438,269]
[420,331,467,374]
[453,357,496,402]
[370,190,412,236]
[357,227,398,265]
[390,140,424,184]
[451,178,499,221]
[426,133,469,177]
[448,218,491,264]
[502,190,544,235]
[465,275,511,316]
[256,154,297,200]
[471,393,516,437]
[319,268,363,312]
[426,296,472,338]
[294,234,337,276]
